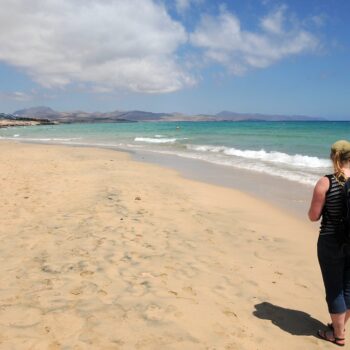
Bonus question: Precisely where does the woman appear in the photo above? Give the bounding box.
[308,139,350,346]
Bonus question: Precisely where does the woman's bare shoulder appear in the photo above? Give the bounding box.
[314,176,330,193]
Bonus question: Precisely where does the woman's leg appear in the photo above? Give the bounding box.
[343,249,350,326]
[345,310,350,325]
[318,237,347,343]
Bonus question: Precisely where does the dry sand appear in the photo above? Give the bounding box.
[0,141,333,349]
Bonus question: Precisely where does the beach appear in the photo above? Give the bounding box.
[0,141,331,349]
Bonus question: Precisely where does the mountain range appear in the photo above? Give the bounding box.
[8,106,327,123]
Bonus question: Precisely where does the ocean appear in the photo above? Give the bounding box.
[1,121,349,187]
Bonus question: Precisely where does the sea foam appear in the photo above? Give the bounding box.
[135,137,177,144]
[187,144,331,169]
[143,148,322,186]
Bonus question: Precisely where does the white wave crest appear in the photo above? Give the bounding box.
[135,137,177,144]
[187,144,331,169]
[143,148,321,186]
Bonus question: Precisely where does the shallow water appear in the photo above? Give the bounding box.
[1,121,349,186]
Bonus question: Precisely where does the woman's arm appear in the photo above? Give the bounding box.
[308,177,329,221]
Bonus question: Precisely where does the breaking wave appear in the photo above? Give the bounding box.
[187,144,331,169]
[134,137,177,144]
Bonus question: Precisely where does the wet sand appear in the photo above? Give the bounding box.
[131,149,314,220]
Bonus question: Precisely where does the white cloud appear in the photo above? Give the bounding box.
[176,0,191,13]
[0,91,33,101]
[190,7,319,75]
[261,6,286,34]
[175,0,203,14]
[0,0,194,93]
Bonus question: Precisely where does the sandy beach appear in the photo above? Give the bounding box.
[0,141,332,349]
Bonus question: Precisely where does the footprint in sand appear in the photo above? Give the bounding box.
[168,290,178,296]
[70,287,83,296]
[98,289,108,296]
[182,286,197,296]
[41,264,61,274]
[70,282,99,296]
[80,270,95,278]
[127,283,149,297]
[71,248,90,258]
[95,237,107,247]
[225,342,241,350]
[143,304,180,322]
[253,251,273,262]
[223,308,238,318]
[257,235,269,242]
[143,304,164,321]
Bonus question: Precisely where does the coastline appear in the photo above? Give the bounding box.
[0,140,327,349]
[5,136,315,220]
[0,119,57,128]
[131,149,314,220]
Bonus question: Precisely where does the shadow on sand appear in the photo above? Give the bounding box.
[253,302,326,337]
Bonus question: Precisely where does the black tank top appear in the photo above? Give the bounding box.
[320,174,343,236]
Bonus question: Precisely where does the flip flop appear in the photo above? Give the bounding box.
[317,330,345,347]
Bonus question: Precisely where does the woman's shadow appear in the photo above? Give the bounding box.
[253,302,326,337]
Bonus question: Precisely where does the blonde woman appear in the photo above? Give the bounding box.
[309,140,350,346]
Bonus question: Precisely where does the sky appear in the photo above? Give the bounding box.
[0,0,349,119]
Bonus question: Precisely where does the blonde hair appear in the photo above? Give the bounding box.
[331,150,350,185]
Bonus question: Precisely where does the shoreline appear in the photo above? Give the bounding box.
[131,149,314,220]
[0,119,57,128]
[3,138,314,220]
[0,140,325,349]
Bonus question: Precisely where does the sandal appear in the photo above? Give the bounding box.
[318,330,345,347]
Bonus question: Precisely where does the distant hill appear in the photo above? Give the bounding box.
[116,110,173,121]
[11,106,327,123]
[14,106,61,119]
[13,107,177,123]
[215,111,324,121]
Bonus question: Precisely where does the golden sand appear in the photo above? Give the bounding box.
[0,141,328,349]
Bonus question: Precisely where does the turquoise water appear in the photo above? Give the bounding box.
[1,121,349,186]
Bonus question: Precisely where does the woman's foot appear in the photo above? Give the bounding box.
[318,330,345,347]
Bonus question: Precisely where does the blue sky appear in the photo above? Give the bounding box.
[0,0,349,119]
